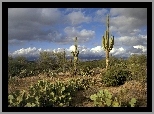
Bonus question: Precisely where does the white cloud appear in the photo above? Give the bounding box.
[67,45,75,52]
[80,29,95,38]
[110,16,140,36]
[115,34,147,47]
[10,47,52,57]
[109,8,147,36]
[110,47,127,57]
[63,26,95,43]
[9,44,146,59]
[11,47,39,57]
[93,8,146,37]
[110,8,147,20]
[67,11,91,25]
[133,45,147,53]
[96,9,108,16]
[90,46,103,55]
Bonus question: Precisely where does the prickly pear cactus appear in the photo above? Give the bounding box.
[90,89,137,107]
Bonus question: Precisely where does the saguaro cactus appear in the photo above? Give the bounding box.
[71,37,79,76]
[102,14,114,69]
[63,49,66,73]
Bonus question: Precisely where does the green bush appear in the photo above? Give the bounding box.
[127,54,146,66]
[102,67,132,87]
[8,80,72,107]
[8,77,94,107]
[127,63,147,82]
[8,90,28,107]
[78,60,104,70]
[126,54,147,82]
[90,89,137,107]
[79,66,93,76]
[8,56,28,78]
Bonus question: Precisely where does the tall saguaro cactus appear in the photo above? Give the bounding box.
[71,37,79,76]
[63,49,66,73]
[102,14,114,69]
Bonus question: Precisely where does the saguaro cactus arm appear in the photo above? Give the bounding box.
[109,36,114,50]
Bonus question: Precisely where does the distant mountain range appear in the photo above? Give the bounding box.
[26,56,128,62]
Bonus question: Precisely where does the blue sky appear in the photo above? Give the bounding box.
[8,8,147,59]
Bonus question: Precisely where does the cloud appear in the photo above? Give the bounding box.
[8,8,65,43]
[9,43,146,60]
[67,11,91,25]
[110,8,147,20]
[90,46,104,55]
[64,8,84,13]
[8,39,27,45]
[94,8,108,23]
[59,26,95,43]
[8,8,147,59]
[133,45,147,53]
[67,45,75,52]
[8,8,95,45]
[114,34,147,47]
[110,47,127,57]
[10,47,41,57]
[109,8,147,36]
[9,8,62,26]
[93,8,147,36]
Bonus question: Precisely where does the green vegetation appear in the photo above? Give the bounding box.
[8,52,147,107]
[101,54,146,87]
[8,56,40,78]
[102,69,131,87]
[90,89,137,107]
[127,54,147,82]
[8,51,72,79]
[8,78,95,107]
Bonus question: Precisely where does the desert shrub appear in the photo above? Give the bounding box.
[102,65,132,87]
[127,54,147,66]
[101,59,106,69]
[8,56,28,78]
[78,59,104,70]
[42,69,57,77]
[108,56,120,66]
[127,63,147,82]
[127,54,147,82]
[79,66,93,76]
[8,77,94,107]
[37,51,68,73]
[8,56,40,78]
[90,89,137,107]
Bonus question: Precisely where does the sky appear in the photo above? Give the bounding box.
[8,8,147,60]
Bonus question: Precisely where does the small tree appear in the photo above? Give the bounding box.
[38,51,57,71]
